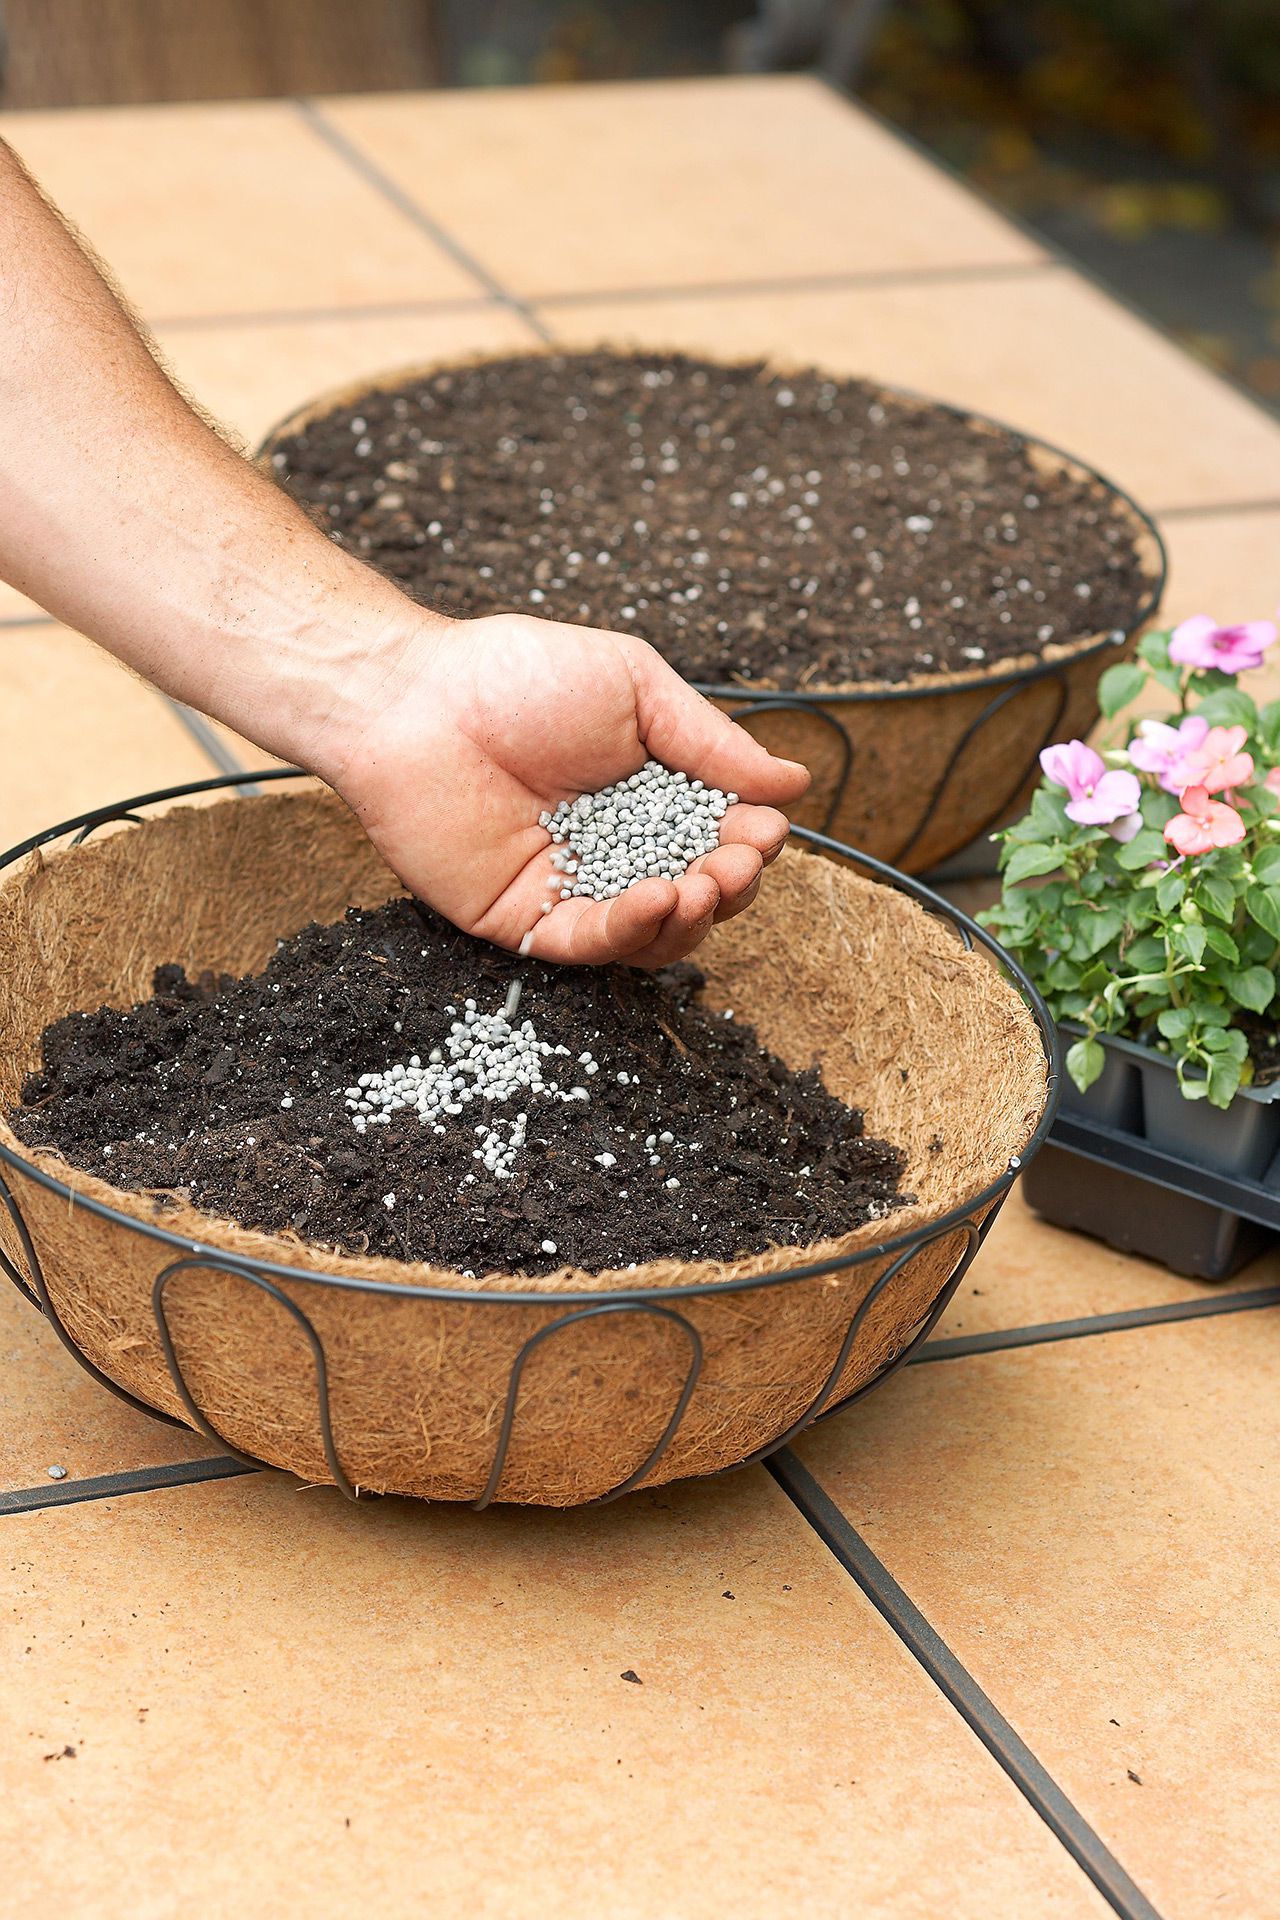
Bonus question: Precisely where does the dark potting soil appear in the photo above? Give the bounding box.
[269,350,1152,688]
[11,899,908,1277]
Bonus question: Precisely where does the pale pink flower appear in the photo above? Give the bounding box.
[1164,786,1246,857]
[1266,767,1280,798]
[1129,714,1210,794]
[1168,615,1276,675]
[1040,739,1142,831]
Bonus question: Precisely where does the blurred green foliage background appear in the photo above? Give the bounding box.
[442,0,1280,414]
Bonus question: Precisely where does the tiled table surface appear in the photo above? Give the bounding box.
[1,77,1278,1918]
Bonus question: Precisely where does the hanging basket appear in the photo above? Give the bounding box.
[0,776,1057,1505]
[257,357,1165,873]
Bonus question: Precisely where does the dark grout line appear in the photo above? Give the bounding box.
[145,259,1054,334]
[915,1283,1280,1364]
[293,98,553,346]
[154,293,503,333]
[165,699,257,785]
[1,1455,258,1515]
[533,258,1056,308]
[767,1449,1166,1920]
[1155,496,1280,522]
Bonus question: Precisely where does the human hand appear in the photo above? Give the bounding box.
[319,609,810,967]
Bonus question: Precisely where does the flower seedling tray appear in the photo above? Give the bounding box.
[1023,1030,1280,1279]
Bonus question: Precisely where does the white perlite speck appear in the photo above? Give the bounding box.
[345,988,594,1180]
[538,760,736,902]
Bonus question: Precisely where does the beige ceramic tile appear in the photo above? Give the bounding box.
[0,100,480,319]
[799,1310,1280,1920]
[931,1188,1279,1344]
[540,275,1280,513]
[1159,507,1280,641]
[155,304,534,450]
[0,622,213,846]
[1086,510,1280,739]
[324,76,1044,297]
[0,1275,208,1492]
[2,1469,1110,1919]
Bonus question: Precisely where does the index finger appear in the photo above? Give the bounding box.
[618,635,811,807]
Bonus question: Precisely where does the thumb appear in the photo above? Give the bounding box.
[620,635,811,806]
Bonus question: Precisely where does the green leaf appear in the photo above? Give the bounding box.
[1156,870,1185,913]
[1197,873,1237,922]
[1005,842,1064,885]
[1246,885,1280,941]
[1126,935,1167,971]
[1045,956,1084,991]
[1138,629,1171,671]
[1157,1006,1195,1038]
[1224,966,1276,1013]
[1253,847,1280,887]
[1178,1076,1210,1101]
[1073,907,1127,958]
[1140,788,1178,829]
[1259,699,1280,753]
[1065,1037,1105,1094]
[1201,924,1239,963]
[1098,661,1147,717]
[1114,829,1167,870]
[1207,1055,1244,1109]
[1192,686,1258,730]
[1171,921,1207,965]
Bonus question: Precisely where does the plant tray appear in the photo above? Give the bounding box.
[1023,1031,1280,1280]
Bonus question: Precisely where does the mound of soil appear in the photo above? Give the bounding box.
[270,349,1151,688]
[12,900,908,1276]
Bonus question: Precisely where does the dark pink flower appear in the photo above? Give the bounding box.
[1168,615,1276,675]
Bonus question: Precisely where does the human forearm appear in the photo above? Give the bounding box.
[0,140,808,967]
[0,139,424,770]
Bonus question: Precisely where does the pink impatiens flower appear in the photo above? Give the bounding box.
[1179,723,1254,795]
[1129,713,1210,793]
[1168,615,1276,675]
[1267,768,1280,799]
[1164,787,1246,857]
[1041,739,1142,836]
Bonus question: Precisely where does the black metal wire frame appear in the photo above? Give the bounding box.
[0,772,1061,1506]
[719,668,1073,868]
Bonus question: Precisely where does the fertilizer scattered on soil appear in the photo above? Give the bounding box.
[270,349,1152,688]
[12,898,909,1276]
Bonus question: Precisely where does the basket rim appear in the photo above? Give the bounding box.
[0,769,1062,1307]
[256,351,1168,706]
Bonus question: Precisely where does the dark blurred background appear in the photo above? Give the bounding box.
[2,0,1277,412]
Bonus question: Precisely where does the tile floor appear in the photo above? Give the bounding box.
[1,77,1278,1919]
